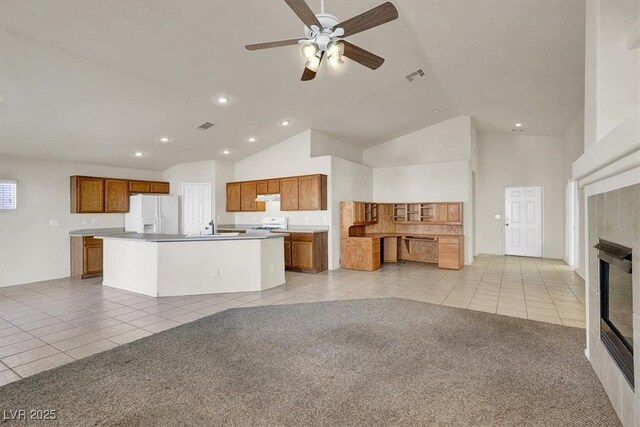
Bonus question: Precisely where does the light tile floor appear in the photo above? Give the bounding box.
[0,255,585,386]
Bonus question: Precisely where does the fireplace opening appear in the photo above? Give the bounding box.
[596,239,634,388]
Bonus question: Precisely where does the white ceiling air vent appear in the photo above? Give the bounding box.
[198,122,214,130]
[406,68,425,82]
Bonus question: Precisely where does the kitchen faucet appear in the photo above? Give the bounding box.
[207,220,216,235]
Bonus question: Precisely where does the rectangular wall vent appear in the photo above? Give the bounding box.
[406,68,425,82]
[198,122,214,130]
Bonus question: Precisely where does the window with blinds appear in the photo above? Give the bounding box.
[0,180,17,210]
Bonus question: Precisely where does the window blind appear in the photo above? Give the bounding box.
[0,180,17,210]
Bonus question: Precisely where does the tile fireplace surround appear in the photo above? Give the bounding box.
[587,183,640,425]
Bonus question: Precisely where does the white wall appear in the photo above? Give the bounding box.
[310,130,363,164]
[373,160,474,264]
[330,157,373,268]
[477,133,566,259]
[0,155,161,287]
[214,160,235,225]
[363,116,474,168]
[594,0,640,143]
[232,130,334,266]
[233,130,332,227]
[563,110,585,275]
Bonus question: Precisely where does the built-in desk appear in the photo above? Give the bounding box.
[340,201,465,271]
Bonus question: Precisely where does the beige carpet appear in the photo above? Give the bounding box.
[0,298,619,426]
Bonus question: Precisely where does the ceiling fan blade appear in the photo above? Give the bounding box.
[301,52,324,81]
[284,0,322,29]
[333,2,398,37]
[245,38,301,51]
[342,41,385,70]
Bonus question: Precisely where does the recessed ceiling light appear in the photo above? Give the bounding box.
[515,123,523,127]
[216,96,230,104]
[247,137,256,143]
[432,109,440,115]
[222,149,231,155]
[157,136,172,143]
[280,119,291,126]
[133,151,145,157]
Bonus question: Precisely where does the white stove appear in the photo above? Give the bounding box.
[247,217,288,234]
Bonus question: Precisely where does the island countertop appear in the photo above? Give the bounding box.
[217,224,329,234]
[97,232,287,242]
[69,227,133,236]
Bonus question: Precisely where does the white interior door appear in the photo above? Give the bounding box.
[182,183,211,235]
[505,186,542,257]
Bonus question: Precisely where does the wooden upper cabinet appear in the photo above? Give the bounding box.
[256,180,268,195]
[71,176,104,213]
[240,181,258,211]
[129,180,169,194]
[353,202,366,224]
[280,178,299,211]
[72,176,169,213]
[298,174,327,211]
[226,183,241,212]
[129,180,151,193]
[446,203,462,224]
[150,182,170,194]
[104,179,129,213]
[267,179,280,194]
[225,174,327,212]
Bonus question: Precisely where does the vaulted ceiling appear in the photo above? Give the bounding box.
[0,0,585,170]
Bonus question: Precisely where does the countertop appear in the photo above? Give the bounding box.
[217,224,329,234]
[355,233,464,239]
[69,227,134,236]
[96,232,287,242]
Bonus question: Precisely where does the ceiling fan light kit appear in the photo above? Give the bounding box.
[245,0,398,81]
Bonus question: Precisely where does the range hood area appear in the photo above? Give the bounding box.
[255,194,281,202]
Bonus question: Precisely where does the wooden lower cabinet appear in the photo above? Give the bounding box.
[438,237,464,270]
[71,236,103,279]
[283,236,292,268]
[340,238,381,271]
[277,231,327,273]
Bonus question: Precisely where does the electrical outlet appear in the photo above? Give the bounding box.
[323,215,328,223]
[82,219,89,225]
[495,214,501,220]
[49,219,58,226]
[270,263,274,271]
[304,215,309,222]
[216,216,221,222]
[91,218,98,225]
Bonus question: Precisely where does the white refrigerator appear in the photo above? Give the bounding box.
[125,194,179,234]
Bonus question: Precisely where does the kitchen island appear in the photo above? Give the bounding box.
[98,233,286,297]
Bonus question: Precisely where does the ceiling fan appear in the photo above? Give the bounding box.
[245,0,399,81]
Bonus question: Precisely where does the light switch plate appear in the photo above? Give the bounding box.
[495,214,501,220]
